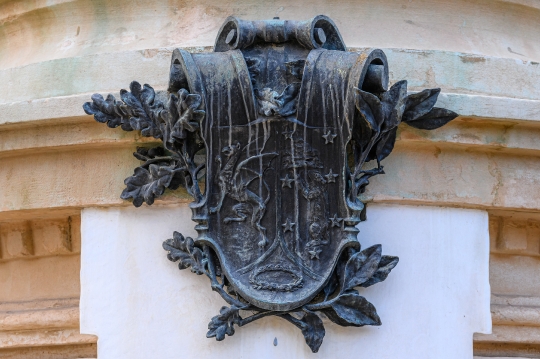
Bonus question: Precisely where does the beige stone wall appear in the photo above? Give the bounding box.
[0,214,96,357]
[1,0,539,357]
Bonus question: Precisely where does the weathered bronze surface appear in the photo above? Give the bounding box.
[83,15,458,352]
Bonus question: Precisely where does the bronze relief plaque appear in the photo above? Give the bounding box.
[84,15,458,352]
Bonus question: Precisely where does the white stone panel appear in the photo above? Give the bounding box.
[80,204,491,359]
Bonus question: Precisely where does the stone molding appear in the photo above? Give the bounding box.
[474,295,540,356]
[0,217,80,261]
[3,117,540,215]
[490,216,540,257]
[0,47,540,107]
[0,298,79,332]
[0,215,91,356]
[0,297,96,354]
[476,326,540,345]
[492,303,540,327]
[3,91,539,128]
[0,328,96,349]
[472,216,540,357]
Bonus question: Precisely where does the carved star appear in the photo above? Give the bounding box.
[325,169,338,183]
[330,214,343,227]
[309,248,322,259]
[322,130,337,144]
[282,218,295,232]
[281,174,295,188]
[283,130,294,140]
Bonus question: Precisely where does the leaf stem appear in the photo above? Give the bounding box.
[304,300,333,311]
[203,245,246,308]
[278,313,305,330]
[140,156,175,167]
[349,136,376,200]
[238,311,276,326]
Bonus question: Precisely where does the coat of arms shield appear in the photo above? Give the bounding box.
[84,15,458,352]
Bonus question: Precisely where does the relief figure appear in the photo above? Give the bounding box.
[298,170,330,255]
[210,142,277,248]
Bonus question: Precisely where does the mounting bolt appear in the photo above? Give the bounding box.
[225,29,237,45]
[314,27,326,45]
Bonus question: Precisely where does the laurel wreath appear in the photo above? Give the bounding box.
[249,264,304,292]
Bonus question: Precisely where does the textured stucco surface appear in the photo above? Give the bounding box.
[80,204,491,359]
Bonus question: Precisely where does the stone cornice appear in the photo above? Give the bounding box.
[2,47,538,105]
[0,297,96,352]
[0,299,79,331]
[2,92,539,129]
